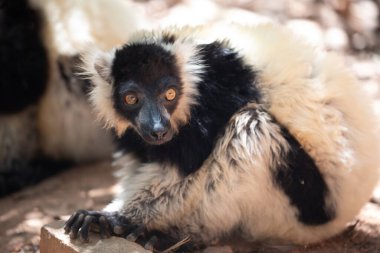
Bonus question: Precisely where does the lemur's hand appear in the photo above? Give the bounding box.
[64,210,130,241]
[64,209,160,250]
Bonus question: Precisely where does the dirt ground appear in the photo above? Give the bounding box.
[1,0,380,252]
[0,162,117,253]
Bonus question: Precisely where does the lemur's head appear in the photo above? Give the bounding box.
[110,43,182,145]
[82,31,202,145]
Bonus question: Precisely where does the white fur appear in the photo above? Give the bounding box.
[104,153,182,213]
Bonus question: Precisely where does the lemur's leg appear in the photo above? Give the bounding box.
[65,104,332,250]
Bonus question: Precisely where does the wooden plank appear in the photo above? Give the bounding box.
[40,220,151,253]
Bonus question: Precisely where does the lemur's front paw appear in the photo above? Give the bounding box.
[64,209,158,249]
[64,209,131,242]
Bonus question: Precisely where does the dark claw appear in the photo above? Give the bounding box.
[144,235,158,251]
[125,225,146,242]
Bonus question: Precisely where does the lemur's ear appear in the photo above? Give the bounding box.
[94,52,114,84]
[81,47,115,84]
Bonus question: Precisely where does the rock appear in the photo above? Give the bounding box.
[40,220,151,253]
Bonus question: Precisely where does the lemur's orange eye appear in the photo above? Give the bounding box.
[165,88,176,101]
[125,93,138,105]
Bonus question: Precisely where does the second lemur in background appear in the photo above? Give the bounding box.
[65,24,380,251]
[0,0,139,196]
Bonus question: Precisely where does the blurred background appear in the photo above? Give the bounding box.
[0,0,379,252]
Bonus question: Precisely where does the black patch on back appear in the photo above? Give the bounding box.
[0,0,49,114]
[274,127,334,225]
[118,41,260,175]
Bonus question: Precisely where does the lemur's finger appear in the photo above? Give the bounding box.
[69,213,85,239]
[64,217,75,234]
[64,210,82,234]
[99,216,111,239]
[126,225,146,242]
[79,215,96,242]
[144,235,158,251]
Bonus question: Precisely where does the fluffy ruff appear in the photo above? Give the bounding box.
[67,23,380,251]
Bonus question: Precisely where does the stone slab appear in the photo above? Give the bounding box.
[40,220,151,253]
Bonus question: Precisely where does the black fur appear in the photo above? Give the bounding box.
[112,43,180,88]
[118,41,260,175]
[274,126,334,225]
[0,0,49,114]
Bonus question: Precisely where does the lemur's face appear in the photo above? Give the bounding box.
[111,44,182,145]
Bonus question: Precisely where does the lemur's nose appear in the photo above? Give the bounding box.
[151,123,168,140]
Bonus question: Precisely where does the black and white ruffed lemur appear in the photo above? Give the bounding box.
[0,0,138,196]
[65,23,380,251]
